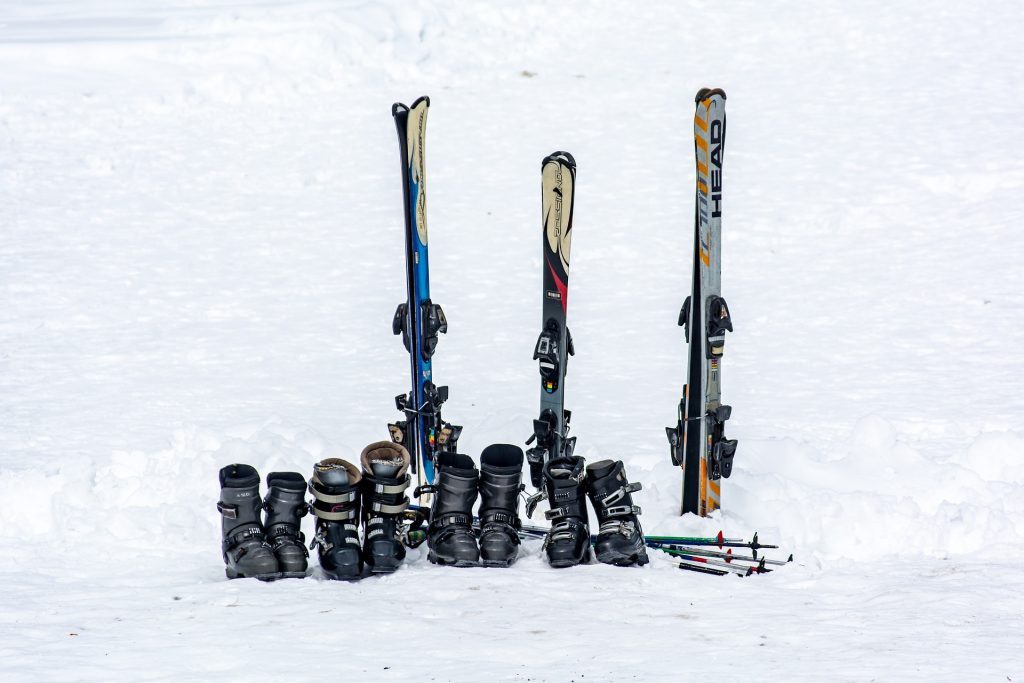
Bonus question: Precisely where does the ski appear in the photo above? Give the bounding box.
[666,87,737,516]
[525,151,577,489]
[388,96,462,494]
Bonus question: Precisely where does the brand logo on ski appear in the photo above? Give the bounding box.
[543,161,572,275]
[710,119,723,218]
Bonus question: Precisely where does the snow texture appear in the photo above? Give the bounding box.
[2,1,1023,681]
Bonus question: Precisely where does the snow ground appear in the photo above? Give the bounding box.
[2,1,1023,680]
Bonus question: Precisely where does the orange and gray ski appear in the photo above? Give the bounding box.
[666,88,737,516]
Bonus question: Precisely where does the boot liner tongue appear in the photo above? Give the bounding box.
[360,441,410,478]
[314,458,361,487]
[368,457,401,478]
[317,465,349,486]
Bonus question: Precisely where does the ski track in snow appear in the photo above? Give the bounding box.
[1,1,1023,680]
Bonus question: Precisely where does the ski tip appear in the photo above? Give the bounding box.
[787,554,794,563]
[716,530,724,548]
[694,87,727,103]
[411,95,430,110]
[542,150,576,170]
[391,102,409,117]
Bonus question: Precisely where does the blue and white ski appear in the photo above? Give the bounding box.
[388,96,461,492]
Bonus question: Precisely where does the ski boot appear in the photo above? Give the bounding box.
[263,471,309,578]
[427,452,480,567]
[586,460,649,567]
[543,455,591,568]
[217,464,279,580]
[478,444,524,568]
[360,441,412,573]
[309,458,363,580]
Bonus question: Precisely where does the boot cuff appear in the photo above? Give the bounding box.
[220,463,260,488]
[480,444,525,469]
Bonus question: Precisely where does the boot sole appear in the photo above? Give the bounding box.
[547,546,592,569]
[481,558,516,568]
[225,568,282,581]
[428,551,479,568]
[320,567,364,581]
[548,558,582,569]
[597,549,650,567]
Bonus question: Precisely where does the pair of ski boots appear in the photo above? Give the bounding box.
[217,464,310,580]
[542,456,649,569]
[426,444,526,568]
[307,441,412,580]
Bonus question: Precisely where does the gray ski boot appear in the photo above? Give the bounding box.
[427,452,480,567]
[586,459,648,567]
[360,441,411,573]
[309,458,363,580]
[478,444,525,567]
[263,472,309,578]
[217,464,279,580]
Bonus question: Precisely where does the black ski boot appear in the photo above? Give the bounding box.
[309,458,363,580]
[263,472,309,578]
[427,452,480,567]
[217,464,279,580]
[360,441,412,573]
[586,460,649,567]
[478,444,524,568]
[543,455,591,568]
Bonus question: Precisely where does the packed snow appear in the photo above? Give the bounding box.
[2,1,1022,681]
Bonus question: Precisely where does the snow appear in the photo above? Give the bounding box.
[2,1,1023,680]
